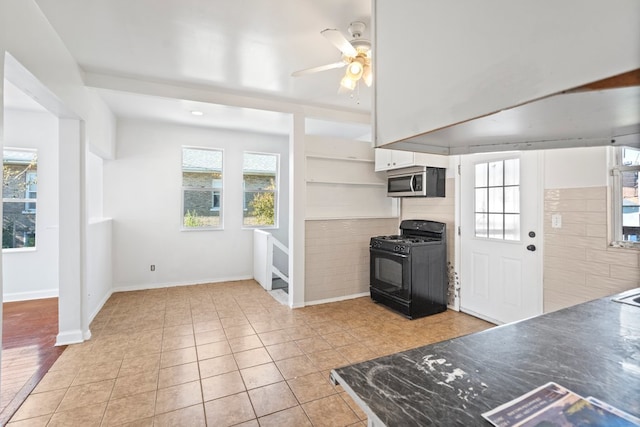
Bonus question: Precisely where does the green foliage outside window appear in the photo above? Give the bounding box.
[249,189,275,226]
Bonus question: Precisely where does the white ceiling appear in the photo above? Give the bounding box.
[31,0,372,131]
[6,1,637,151]
[398,85,640,154]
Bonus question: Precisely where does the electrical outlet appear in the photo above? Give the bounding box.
[551,214,562,229]
[150,265,155,271]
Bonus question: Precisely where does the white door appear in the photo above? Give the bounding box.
[459,151,543,324]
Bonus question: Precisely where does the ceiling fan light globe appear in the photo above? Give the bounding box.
[346,61,364,80]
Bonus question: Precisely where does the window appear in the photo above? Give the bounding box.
[25,171,37,213]
[474,158,520,241]
[612,146,640,245]
[211,179,222,211]
[243,152,278,227]
[3,149,38,249]
[182,147,223,229]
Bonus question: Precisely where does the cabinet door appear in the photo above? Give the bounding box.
[391,150,415,168]
[375,148,416,171]
[375,148,393,171]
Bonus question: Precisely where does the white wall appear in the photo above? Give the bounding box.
[374,0,640,146]
[544,146,608,189]
[1,0,117,343]
[85,149,113,322]
[105,119,289,290]
[2,109,59,301]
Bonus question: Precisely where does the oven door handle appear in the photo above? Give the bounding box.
[370,248,409,258]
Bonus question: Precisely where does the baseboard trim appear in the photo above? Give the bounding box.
[56,329,84,346]
[305,292,370,306]
[89,290,113,325]
[112,276,254,293]
[3,289,58,302]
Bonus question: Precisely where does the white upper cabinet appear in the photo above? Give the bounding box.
[374,149,414,171]
[374,148,449,171]
[373,0,640,153]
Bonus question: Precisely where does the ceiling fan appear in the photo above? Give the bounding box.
[292,21,372,91]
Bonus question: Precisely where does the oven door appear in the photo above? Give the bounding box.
[370,248,411,301]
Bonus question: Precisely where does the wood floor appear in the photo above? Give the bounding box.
[0,298,64,425]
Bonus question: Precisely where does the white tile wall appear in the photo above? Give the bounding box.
[304,218,399,303]
[544,186,640,312]
[401,178,456,264]
[307,183,637,312]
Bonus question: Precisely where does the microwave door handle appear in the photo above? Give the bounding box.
[410,175,415,192]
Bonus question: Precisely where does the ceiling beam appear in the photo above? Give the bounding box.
[565,69,640,93]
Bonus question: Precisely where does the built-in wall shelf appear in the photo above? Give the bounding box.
[306,179,386,187]
[305,135,397,219]
[306,154,375,163]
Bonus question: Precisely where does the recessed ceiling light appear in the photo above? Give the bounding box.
[191,110,204,116]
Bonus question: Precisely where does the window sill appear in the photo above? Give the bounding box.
[180,227,224,232]
[3,247,37,253]
[242,226,278,230]
[609,242,640,250]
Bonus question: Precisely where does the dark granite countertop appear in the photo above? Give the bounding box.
[331,289,640,426]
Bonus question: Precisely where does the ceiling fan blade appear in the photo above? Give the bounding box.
[321,28,357,57]
[291,61,346,77]
[363,64,373,87]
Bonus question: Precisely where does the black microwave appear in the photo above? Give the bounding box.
[387,166,446,197]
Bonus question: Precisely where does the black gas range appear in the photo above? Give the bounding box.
[370,220,448,319]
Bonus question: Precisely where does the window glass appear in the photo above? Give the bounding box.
[182,147,223,229]
[3,149,38,249]
[243,152,278,227]
[474,158,520,241]
[614,147,640,244]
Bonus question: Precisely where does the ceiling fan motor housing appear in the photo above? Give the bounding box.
[348,21,366,39]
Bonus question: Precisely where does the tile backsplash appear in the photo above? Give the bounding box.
[305,218,399,304]
[544,186,640,312]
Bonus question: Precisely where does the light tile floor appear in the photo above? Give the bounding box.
[8,280,493,426]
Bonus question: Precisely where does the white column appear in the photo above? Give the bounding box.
[57,118,85,345]
[288,112,306,308]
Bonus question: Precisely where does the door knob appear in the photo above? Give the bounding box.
[527,244,536,252]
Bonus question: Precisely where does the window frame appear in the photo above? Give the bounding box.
[242,151,279,229]
[611,146,640,247]
[181,146,224,231]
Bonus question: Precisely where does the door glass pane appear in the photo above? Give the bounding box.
[475,213,488,238]
[504,187,520,213]
[474,158,520,240]
[504,158,520,185]
[488,188,504,213]
[488,214,503,239]
[475,188,488,212]
[488,161,503,186]
[475,163,488,187]
[504,214,520,241]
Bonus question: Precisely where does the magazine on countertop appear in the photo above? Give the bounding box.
[482,382,640,427]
